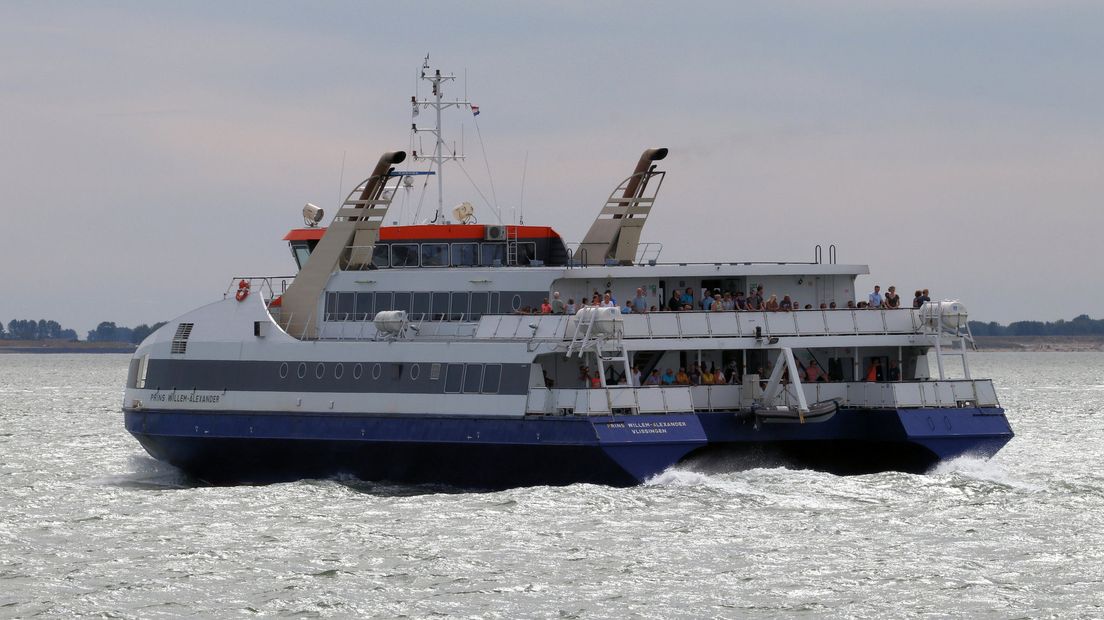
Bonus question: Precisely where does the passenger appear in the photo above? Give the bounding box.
[591,293,601,306]
[920,289,931,305]
[722,292,735,311]
[702,292,715,311]
[804,304,813,310]
[765,294,780,311]
[857,301,868,309]
[566,298,577,314]
[748,287,764,310]
[579,366,591,388]
[829,301,837,309]
[649,305,658,313]
[601,293,615,308]
[865,359,883,382]
[713,367,726,384]
[884,286,900,308]
[590,371,603,389]
[540,298,552,314]
[701,367,716,385]
[631,365,641,386]
[644,370,661,386]
[735,291,748,311]
[868,285,883,308]
[819,303,828,309]
[846,300,856,309]
[681,287,695,308]
[621,301,633,314]
[805,359,825,383]
[661,368,676,385]
[912,290,923,308]
[711,298,725,312]
[605,289,617,306]
[682,304,693,311]
[887,360,901,381]
[632,288,647,314]
[551,291,566,314]
[675,367,690,385]
[779,295,793,311]
[667,290,683,312]
[688,364,702,385]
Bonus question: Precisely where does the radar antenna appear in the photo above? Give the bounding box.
[411,56,473,224]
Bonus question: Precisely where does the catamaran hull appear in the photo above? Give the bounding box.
[124,406,1011,487]
[123,409,707,488]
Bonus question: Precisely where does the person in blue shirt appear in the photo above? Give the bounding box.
[680,287,695,308]
[661,368,676,385]
[868,285,883,308]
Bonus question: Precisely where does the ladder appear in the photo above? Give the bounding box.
[505,225,519,265]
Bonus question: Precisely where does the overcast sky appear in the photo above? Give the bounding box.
[1,1,1102,334]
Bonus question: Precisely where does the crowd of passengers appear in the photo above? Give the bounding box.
[571,356,901,389]
[529,285,934,315]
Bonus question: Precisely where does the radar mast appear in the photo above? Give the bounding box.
[411,55,473,223]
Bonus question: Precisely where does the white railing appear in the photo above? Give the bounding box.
[475,309,927,342]
[526,379,999,415]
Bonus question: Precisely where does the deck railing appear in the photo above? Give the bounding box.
[526,379,998,416]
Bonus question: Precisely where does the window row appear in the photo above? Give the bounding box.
[274,361,502,394]
[372,242,537,268]
[325,291,532,322]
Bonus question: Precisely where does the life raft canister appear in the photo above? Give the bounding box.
[235,279,251,302]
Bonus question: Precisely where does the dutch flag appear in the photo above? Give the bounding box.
[471,104,480,116]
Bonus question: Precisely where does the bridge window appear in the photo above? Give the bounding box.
[421,243,448,267]
[372,245,390,268]
[374,292,393,312]
[432,292,450,319]
[470,292,488,319]
[390,244,419,268]
[451,243,478,266]
[337,292,355,321]
[393,292,412,313]
[355,293,373,320]
[481,243,505,266]
[412,292,430,317]
[450,292,470,320]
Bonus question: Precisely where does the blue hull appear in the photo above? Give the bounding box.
[124,406,1012,487]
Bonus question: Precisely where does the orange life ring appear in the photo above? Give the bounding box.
[235,280,250,302]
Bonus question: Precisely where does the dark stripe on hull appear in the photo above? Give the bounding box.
[695,407,1013,474]
[124,410,706,488]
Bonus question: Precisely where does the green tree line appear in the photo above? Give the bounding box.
[969,314,1104,336]
[1,319,166,344]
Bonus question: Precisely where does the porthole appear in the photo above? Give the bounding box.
[511,294,522,311]
[279,362,289,379]
[410,363,420,380]
[372,363,382,380]
[315,363,325,379]
[334,363,344,380]
[297,362,307,379]
[353,363,363,380]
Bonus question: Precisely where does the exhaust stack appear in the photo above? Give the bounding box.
[280,151,406,339]
[574,148,668,266]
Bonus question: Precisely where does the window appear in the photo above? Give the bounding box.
[432,292,450,319]
[171,323,193,355]
[353,363,363,379]
[463,364,484,393]
[136,354,149,388]
[394,292,412,313]
[430,363,441,380]
[334,363,344,379]
[410,363,420,380]
[469,292,488,319]
[481,243,506,266]
[421,243,448,267]
[278,362,288,380]
[292,243,311,269]
[356,293,373,321]
[517,243,537,266]
[451,243,478,266]
[325,292,337,321]
[374,292,393,312]
[390,244,419,267]
[450,292,470,320]
[412,292,430,317]
[337,292,355,321]
[444,364,464,393]
[372,245,390,268]
[482,364,502,393]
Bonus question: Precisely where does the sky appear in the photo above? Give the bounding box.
[1,1,1102,335]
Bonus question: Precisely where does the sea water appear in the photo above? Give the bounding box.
[1,353,1101,618]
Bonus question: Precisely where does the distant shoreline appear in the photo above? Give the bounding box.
[0,340,136,354]
[973,335,1104,352]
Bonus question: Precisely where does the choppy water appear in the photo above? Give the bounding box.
[1,353,1102,618]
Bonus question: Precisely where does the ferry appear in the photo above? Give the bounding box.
[122,60,1013,487]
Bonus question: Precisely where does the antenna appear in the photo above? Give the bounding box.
[410,56,470,224]
[519,150,529,225]
[336,149,347,207]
